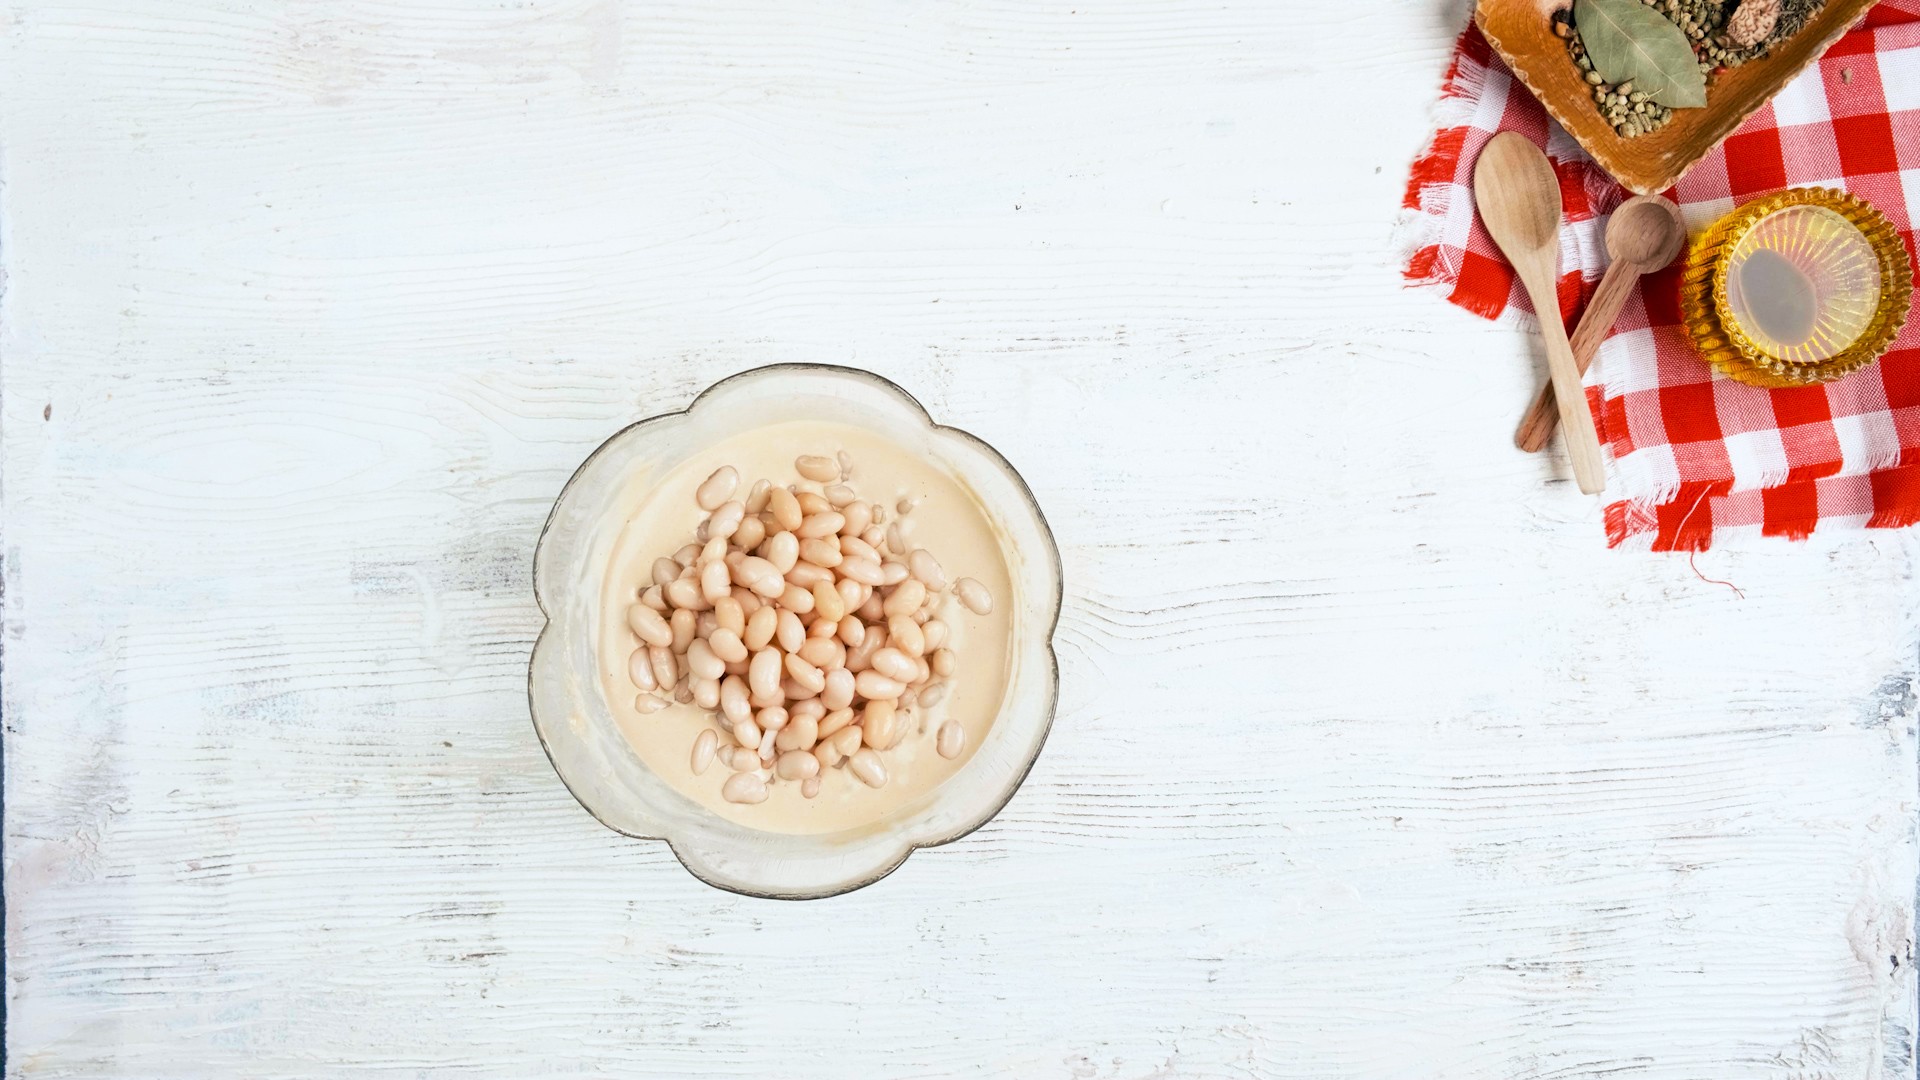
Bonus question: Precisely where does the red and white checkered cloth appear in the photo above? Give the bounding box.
[1402,2,1920,549]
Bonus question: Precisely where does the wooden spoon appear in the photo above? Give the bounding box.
[1473,132,1607,495]
[1515,195,1686,454]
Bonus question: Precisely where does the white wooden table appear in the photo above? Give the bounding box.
[6,2,1917,1076]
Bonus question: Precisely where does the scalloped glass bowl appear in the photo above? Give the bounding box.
[1681,187,1913,388]
[529,365,1061,898]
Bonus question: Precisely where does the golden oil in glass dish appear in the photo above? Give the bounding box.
[1680,187,1912,388]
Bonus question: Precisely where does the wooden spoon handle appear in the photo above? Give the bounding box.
[1538,290,1608,494]
[1515,260,1638,454]
[1512,266,1607,493]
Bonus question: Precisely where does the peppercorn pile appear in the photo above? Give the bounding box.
[1556,0,1828,139]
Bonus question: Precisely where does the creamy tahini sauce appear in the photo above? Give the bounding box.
[597,421,1014,835]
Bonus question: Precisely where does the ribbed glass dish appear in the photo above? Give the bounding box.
[528,365,1062,898]
[1681,187,1912,388]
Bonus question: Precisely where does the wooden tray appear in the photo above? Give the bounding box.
[1476,0,1881,194]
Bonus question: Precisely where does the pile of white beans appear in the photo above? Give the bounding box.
[625,452,994,805]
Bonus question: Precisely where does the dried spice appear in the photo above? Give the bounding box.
[1725,0,1782,46]
[1577,0,1709,106]
[1557,0,1828,139]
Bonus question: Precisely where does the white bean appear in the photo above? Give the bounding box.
[840,501,872,538]
[863,525,887,549]
[693,677,721,710]
[799,537,842,568]
[706,500,745,541]
[745,478,773,513]
[936,720,965,759]
[708,628,748,664]
[776,610,806,653]
[784,652,826,693]
[795,454,839,482]
[767,486,803,531]
[837,615,865,647]
[920,681,949,708]
[634,693,670,715]
[908,549,947,590]
[775,712,819,752]
[729,716,762,750]
[896,497,916,514]
[758,727,778,762]
[722,771,769,804]
[824,483,857,507]
[931,647,956,677]
[640,585,668,612]
[839,536,879,562]
[822,667,856,710]
[797,512,845,540]
[628,648,658,691]
[749,648,784,699]
[855,670,905,700]
[862,700,898,750]
[696,466,739,511]
[637,647,669,693]
[700,560,732,603]
[954,577,993,615]
[629,599,675,641]
[817,707,856,739]
[922,619,949,651]
[652,557,681,587]
[882,579,926,619]
[846,624,885,672]
[797,637,841,670]
[848,748,888,788]
[776,750,821,780]
[869,647,917,683]
[687,638,724,680]
[733,514,767,552]
[662,607,689,648]
[885,523,904,553]
[791,699,825,721]
[720,675,752,723]
[814,738,847,769]
[665,577,708,612]
[802,777,822,799]
[839,556,884,586]
[691,729,719,774]
[779,583,817,615]
[887,617,925,658]
[744,605,778,651]
[796,490,831,515]
[786,563,833,590]
[813,580,847,623]
[828,726,863,759]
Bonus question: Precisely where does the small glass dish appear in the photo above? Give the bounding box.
[528,365,1062,898]
[1681,187,1913,388]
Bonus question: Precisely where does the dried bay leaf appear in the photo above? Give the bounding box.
[1575,0,1708,108]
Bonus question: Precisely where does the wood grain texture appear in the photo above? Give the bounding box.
[2,1,1915,1077]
